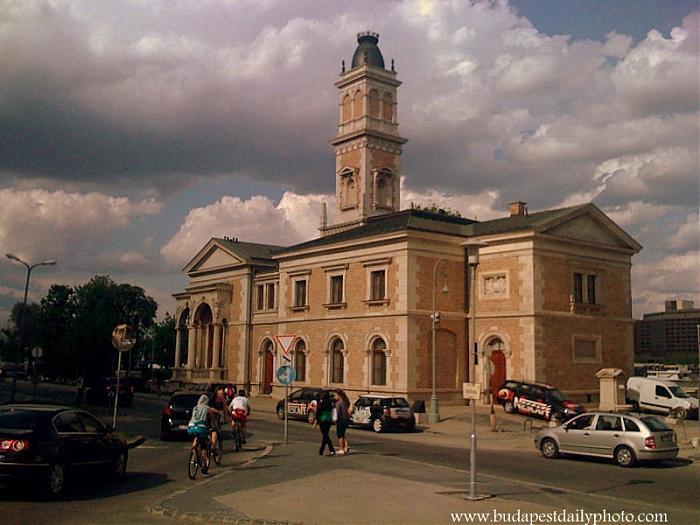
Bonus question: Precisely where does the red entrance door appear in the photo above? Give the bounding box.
[490,350,506,401]
[262,351,274,394]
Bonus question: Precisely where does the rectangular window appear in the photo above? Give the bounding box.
[587,275,596,305]
[573,273,583,303]
[294,280,307,307]
[266,283,275,309]
[256,285,264,311]
[370,270,386,301]
[330,275,344,304]
[573,338,598,361]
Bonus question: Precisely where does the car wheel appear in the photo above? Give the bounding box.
[504,401,514,413]
[47,463,66,496]
[614,446,637,467]
[111,451,128,479]
[406,421,416,433]
[372,418,384,433]
[307,410,316,425]
[540,438,559,459]
[671,407,687,420]
[276,406,285,420]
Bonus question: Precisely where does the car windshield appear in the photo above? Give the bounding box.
[0,410,40,430]
[380,398,409,408]
[641,416,672,432]
[548,389,565,402]
[668,386,689,398]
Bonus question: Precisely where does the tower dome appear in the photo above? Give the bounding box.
[351,31,385,69]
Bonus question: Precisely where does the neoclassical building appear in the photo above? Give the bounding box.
[172,32,641,404]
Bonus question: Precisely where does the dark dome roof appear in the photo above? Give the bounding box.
[351,31,385,69]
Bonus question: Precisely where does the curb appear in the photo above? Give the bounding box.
[127,435,146,449]
[147,443,277,523]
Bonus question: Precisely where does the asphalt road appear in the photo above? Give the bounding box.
[1,383,698,524]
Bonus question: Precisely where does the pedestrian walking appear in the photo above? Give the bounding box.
[334,389,352,455]
[314,391,335,456]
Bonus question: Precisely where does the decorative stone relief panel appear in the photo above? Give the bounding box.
[480,271,509,299]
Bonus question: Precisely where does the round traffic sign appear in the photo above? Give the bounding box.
[276,365,296,385]
[31,347,43,359]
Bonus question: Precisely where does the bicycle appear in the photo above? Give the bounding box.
[188,431,212,480]
[230,414,243,452]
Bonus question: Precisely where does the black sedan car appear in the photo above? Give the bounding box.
[160,392,201,439]
[276,388,334,424]
[0,404,128,496]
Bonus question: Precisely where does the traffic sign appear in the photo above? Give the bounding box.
[280,353,292,364]
[462,382,482,400]
[275,335,296,355]
[111,324,136,353]
[276,365,296,385]
[31,347,43,359]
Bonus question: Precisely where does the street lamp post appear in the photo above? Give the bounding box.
[429,259,449,424]
[5,254,57,403]
[463,240,490,501]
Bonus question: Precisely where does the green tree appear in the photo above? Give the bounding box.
[38,285,76,379]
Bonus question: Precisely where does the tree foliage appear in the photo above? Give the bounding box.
[4,275,160,383]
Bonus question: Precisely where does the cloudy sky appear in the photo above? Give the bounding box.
[1,0,698,324]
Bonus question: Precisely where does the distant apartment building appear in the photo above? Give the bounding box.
[634,299,700,359]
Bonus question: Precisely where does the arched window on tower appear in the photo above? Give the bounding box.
[340,169,358,209]
[342,94,352,122]
[382,93,393,121]
[369,89,380,118]
[374,169,394,209]
[352,89,362,118]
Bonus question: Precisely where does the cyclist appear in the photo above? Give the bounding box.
[229,389,251,444]
[209,386,227,453]
[187,394,218,473]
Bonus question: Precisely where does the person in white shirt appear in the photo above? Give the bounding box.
[229,389,251,443]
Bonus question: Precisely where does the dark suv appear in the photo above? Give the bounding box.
[276,388,333,424]
[350,395,416,433]
[496,380,584,422]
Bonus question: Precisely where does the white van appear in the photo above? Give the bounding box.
[626,377,698,420]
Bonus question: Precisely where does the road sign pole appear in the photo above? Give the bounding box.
[284,383,289,446]
[112,350,122,429]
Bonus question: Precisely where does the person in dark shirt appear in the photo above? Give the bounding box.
[334,389,351,455]
[209,386,226,452]
[314,391,335,456]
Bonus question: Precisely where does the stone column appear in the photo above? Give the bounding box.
[186,325,196,369]
[212,324,222,369]
[174,328,182,369]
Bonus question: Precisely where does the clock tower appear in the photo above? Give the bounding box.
[322,32,407,236]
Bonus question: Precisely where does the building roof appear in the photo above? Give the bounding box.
[212,238,284,262]
[462,204,589,236]
[351,31,385,69]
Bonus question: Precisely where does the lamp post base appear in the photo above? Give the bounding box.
[428,395,440,424]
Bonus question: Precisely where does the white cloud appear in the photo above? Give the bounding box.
[667,212,700,252]
[633,251,700,315]
[0,188,161,266]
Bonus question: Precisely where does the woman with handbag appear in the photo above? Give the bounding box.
[313,391,336,456]
[334,389,352,455]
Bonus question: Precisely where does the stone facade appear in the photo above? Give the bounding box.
[171,33,641,404]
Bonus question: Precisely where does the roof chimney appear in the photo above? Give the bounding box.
[509,201,527,217]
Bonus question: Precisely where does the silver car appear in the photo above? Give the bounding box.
[534,412,678,467]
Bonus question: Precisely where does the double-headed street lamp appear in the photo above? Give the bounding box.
[429,259,449,424]
[5,253,57,403]
[463,240,490,501]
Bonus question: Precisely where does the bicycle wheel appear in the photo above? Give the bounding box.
[213,435,223,465]
[188,447,199,480]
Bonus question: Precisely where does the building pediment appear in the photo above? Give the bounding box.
[183,239,245,274]
[539,205,641,252]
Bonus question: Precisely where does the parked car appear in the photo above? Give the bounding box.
[626,377,698,420]
[535,411,678,467]
[496,380,584,422]
[276,388,333,424]
[0,404,128,496]
[160,392,201,440]
[350,395,416,433]
[85,377,134,407]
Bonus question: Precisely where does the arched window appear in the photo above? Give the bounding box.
[342,94,352,122]
[331,338,344,384]
[369,89,380,118]
[352,90,362,118]
[382,93,393,121]
[375,170,394,209]
[294,339,306,382]
[486,338,505,354]
[371,338,387,386]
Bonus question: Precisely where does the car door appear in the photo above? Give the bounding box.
[52,411,91,468]
[352,398,371,426]
[77,412,111,466]
[287,390,305,419]
[558,414,596,454]
[650,385,673,413]
[588,414,623,457]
